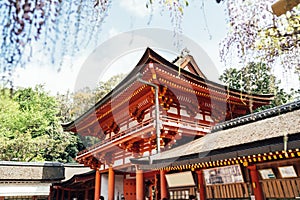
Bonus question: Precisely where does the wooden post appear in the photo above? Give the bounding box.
[136,169,144,200]
[160,170,168,199]
[248,165,264,200]
[108,166,115,200]
[94,169,101,200]
[48,186,53,200]
[68,190,71,200]
[196,170,206,200]
[61,189,64,200]
[56,188,60,200]
[85,189,89,200]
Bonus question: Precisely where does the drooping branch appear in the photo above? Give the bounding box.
[0,0,111,76]
[220,0,300,74]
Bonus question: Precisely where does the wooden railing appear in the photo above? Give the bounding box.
[161,115,211,134]
[78,114,211,156]
[78,118,155,156]
[206,183,249,199]
[260,178,300,198]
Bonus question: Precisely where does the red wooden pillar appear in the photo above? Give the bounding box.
[61,189,64,200]
[160,170,168,199]
[94,169,101,200]
[56,188,60,200]
[48,186,53,200]
[108,167,115,200]
[0,197,4,200]
[85,189,89,200]
[136,169,144,200]
[68,190,71,200]
[196,170,206,200]
[248,165,264,200]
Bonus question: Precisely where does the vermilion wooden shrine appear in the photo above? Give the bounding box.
[61,48,273,200]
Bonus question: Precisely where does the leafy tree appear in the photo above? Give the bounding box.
[219,62,294,111]
[70,87,96,121]
[0,85,82,162]
[56,90,74,123]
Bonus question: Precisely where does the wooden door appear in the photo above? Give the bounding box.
[124,179,136,199]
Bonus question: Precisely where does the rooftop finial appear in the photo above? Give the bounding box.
[180,47,190,57]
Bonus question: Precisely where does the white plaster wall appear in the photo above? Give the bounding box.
[115,175,124,199]
[101,174,124,200]
[101,174,108,199]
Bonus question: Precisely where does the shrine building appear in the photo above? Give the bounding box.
[58,47,275,200]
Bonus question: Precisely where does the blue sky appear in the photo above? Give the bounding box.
[13,1,228,94]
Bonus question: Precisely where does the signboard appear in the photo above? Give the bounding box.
[165,171,196,188]
[278,166,298,178]
[259,169,276,179]
[203,164,244,185]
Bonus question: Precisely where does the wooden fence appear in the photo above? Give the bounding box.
[206,183,249,199]
[260,178,300,198]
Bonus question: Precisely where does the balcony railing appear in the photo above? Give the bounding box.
[78,115,212,156]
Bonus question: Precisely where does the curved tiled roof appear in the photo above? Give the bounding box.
[212,100,300,132]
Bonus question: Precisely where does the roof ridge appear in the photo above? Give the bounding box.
[212,100,300,132]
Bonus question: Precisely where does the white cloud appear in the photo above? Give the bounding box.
[13,55,86,95]
[119,0,152,17]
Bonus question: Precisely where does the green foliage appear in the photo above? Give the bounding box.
[220,62,276,94]
[0,85,81,162]
[70,87,96,122]
[219,62,294,111]
[12,86,58,138]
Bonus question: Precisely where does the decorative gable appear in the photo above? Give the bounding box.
[173,48,207,79]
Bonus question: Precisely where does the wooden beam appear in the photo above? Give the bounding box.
[272,0,300,16]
